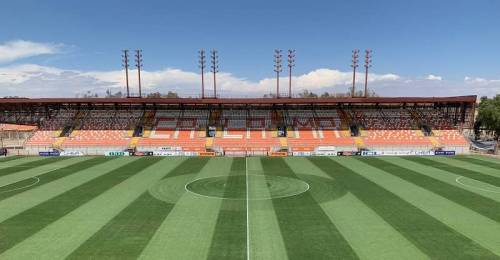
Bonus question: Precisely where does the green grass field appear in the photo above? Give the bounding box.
[1,155,500,259]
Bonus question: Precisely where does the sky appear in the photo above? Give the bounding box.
[0,0,499,98]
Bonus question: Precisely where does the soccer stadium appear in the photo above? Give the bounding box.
[1,85,500,259]
[1,1,500,259]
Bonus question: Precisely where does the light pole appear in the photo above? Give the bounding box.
[199,50,206,99]
[274,49,282,98]
[287,49,295,98]
[122,50,130,98]
[351,49,359,97]
[135,50,143,98]
[210,50,219,98]
[364,49,372,98]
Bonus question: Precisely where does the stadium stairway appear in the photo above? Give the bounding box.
[279,137,288,149]
[70,130,79,137]
[71,110,87,131]
[409,109,423,126]
[428,136,441,147]
[429,130,442,147]
[54,130,62,138]
[338,109,350,127]
[198,129,206,138]
[216,128,223,138]
[205,137,214,148]
[140,110,157,138]
[129,137,140,149]
[414,130,424,137]
[52,136,66,148]
[353,136,366,149]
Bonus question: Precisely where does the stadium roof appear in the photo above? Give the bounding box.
[0,96,477,106]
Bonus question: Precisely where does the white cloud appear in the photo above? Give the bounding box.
[0,63,498,98]
[85,67,400,97]
[426,74,442,81]
[0,40,62,63]
[464,76,500,84]
[0,64,401,97]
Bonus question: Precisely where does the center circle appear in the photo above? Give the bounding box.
[185,175,310,200]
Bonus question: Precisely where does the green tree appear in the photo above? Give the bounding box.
[146,92,162,98]
[476,95,500,153]
[164,91,179,98]
[320,92,330,98]
[297,89,318,98]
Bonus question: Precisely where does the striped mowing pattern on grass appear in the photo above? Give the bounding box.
[337,157,500,256]
[0,157,188,260]
[206,158,247,260]
[0,157,69,178]
[454,156,500,170]
[284,157,427,260]
[0,155,499,259]
[66,157,210,260]
[261,157,358,260]
[404,157,500,187]
[0,156,23,163]
[0,156,46,169]
[470,155,500,166]
[309,157,498,259]
[0,157,88,188]
[138,157,232,260]
[247,157,288,260]
[0,157,163,253]
[357,157,500,223]
[0,157,114,201]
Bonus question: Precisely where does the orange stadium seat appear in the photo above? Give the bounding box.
[26,130,57,145]
[435,130,468,145]
[21,106,470,153]
[63,130,130,146]
[363,130,431,146]
[213,128,280,151]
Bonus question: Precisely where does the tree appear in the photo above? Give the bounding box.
[105,89,123,98]
[320,92,330,98]
[165,91,179,98]
[146,92,162,98]
[146,91,179,98]
[297,90,318,98]
[82,91,99,98]
[476,95,500,153]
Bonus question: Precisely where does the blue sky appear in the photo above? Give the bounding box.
[0,0,499,97]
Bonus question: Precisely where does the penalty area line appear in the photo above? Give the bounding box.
[455,176,500,194]
[0,177,40,193]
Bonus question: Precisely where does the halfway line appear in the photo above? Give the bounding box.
[246,157,250,260]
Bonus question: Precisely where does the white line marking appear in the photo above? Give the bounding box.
[246,156,250,260]
[455,176,500,194]
[0,177,40,193]
[184,175,310,201]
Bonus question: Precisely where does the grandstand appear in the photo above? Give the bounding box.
[0,96,474,156]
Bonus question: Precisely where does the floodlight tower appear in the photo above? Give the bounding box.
[364,49,372,98]
[274,49,283,98]
[287,49,295,98]
[135,49,143,98]
[122,50,130,98]
[210,50,219,98]
[199,50,206,99]
[351,49,360,97]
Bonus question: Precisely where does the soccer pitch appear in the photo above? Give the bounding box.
[1,155,500,259]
